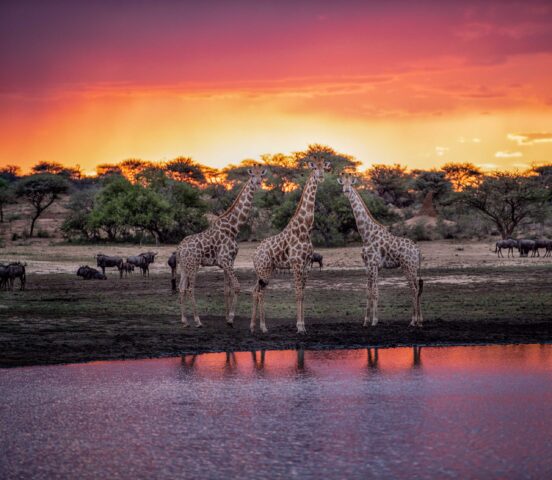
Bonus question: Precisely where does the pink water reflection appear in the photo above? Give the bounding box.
[64,344,552,380]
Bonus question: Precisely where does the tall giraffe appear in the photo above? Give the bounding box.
[338,173,424,327]
[250,156,331,334]
[175,165,267,327]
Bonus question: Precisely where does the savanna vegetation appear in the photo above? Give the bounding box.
[1,145,551,246]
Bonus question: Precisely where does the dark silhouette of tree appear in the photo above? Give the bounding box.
[460,172,547,239]
[0,178,14,222]
[15,174,69,236]
[96,163,123,178]
[365,164,413,207]
[165,157,206,184]
[31,161,81,180]
[441,162,482,191]
[0,165,21,183]
[412,169,452,213]
[294,144,361,172]
[119,158,154,183]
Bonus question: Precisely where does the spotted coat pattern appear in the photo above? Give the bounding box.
[338,173,424,327]
[251,157,331,334]
[176,165,266,327]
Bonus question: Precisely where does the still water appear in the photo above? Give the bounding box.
[1,345,552,479]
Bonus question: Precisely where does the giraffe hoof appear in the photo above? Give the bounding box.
[226,321,234,328]
[261,328,268,334]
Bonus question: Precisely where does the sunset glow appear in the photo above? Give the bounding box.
[1,0,552,173]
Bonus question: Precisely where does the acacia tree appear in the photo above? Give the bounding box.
[441,162,482,191]
[31,161,81,180]
[461,172,547,239]
[0,178,13,222]
[164,157,206,184]
[15,174,69,236]
[365,164,413,207]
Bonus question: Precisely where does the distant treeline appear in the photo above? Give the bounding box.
[1,144,551,244]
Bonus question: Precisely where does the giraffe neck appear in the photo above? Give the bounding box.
[288,171,319,233]
[216,179,256,236]
[345,187,385,242]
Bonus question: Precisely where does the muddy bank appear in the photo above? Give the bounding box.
[1,266,552,367]
[2,317,552,368]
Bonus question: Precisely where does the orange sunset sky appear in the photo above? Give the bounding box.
[1,0,552,174]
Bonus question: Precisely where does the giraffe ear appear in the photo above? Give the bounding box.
[337,176,344,185]
[324,161,332,171]
[307,161,316,169]
[247,168,253,175]
[351,177,358,185]
[261,168,268,176]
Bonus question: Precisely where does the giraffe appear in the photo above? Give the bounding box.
[337,173,424,327]
[175,165,267,327]
[250,155,331,334]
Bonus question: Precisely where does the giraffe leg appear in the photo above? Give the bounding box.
[259,290,268,333]
[416,277,424,327]
[178,272,190,327]
[370,269,380,326]
[221,264,240,326]
[363,265,378,326]
[185,270,202,328]
[250,283,259,333]
[406,272,422,327]
[293,266,306,334]
[223,271,230,323]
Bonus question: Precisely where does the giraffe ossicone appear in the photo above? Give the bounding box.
[337,172,424,327]
[175,164,267,328]
[250,154,331,334]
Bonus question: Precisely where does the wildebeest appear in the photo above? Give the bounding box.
[545,240,552,258]
[120,262,135,277]
[532,239,551,257]
[495,239,518,258]
[168,251,177,291]
[127,255,147,276]
[96,254,124,278]
[517,239,536,257]
[310,252,323,270]
[1,262,27,290]
[0,263,10,290]
[140,251,158,265]
[77,265,107,280]
[127,251,157,276]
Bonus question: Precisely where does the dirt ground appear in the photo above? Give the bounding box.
[1,240,552,367]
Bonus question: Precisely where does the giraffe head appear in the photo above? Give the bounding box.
[247,164,268,190]
[337,172,358,193]
[306,154,332,184]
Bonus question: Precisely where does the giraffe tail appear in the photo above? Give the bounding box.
[417,250,423,298]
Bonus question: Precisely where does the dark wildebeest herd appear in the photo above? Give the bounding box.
[495,238,552,258]
[0,262,26,290]
[79,251,158,280]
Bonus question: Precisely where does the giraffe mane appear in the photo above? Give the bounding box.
[217,177,252,220]
[290,170,317,221]
[352,186,387,229]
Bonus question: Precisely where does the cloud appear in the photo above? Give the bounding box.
[435,146,449,156]
[457,137,482,144]
[507,132,552,145]
[495,151,523,158]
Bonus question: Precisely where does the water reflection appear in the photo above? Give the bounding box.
[2,344,552,479]
[172,344,552,381]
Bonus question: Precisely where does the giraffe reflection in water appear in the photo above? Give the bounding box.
[180,347,424,375]
[367,346,423,370]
